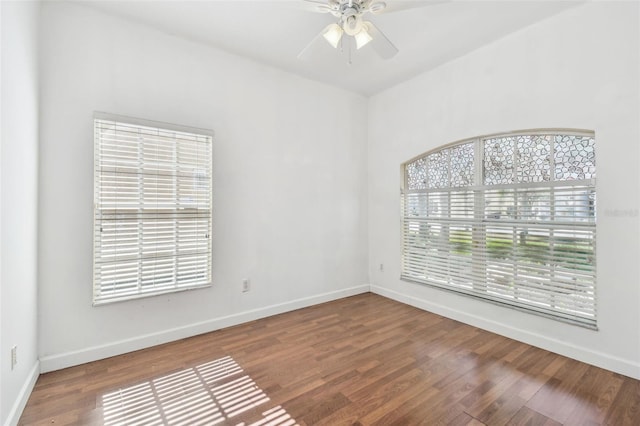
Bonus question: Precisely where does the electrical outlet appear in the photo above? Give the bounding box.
[11,346,17,370]
[242,279,250,293]
[380,263,384,272]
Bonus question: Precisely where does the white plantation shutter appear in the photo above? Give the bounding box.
[402,131,597,328]
[93,114,213,304]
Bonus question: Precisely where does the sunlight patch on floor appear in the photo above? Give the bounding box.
[101,356,298,425]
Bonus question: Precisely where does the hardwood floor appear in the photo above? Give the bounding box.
[19,293,640,425]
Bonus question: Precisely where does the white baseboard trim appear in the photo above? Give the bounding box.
[4,360,40,426]
[371,285,640,380]
[40,285,370,373]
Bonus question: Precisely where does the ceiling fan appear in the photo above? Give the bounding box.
[298,0,397,60]
[297,0,445,60]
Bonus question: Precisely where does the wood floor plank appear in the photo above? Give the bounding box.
[525,359,591,423]
[18,293,640,425]
[604,377,640,426]
[508,406,561,426]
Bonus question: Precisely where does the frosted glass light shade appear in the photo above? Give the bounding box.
[355,29,372,49]
[323,23,344,48]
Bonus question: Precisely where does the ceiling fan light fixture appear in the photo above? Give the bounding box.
[354,28,372,49]
[322,23,344,48]
[299,0,401,60]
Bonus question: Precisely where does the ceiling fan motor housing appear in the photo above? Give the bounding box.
[342,9,364,35]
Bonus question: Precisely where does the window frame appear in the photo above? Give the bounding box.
[93,112,214,305]
[401,129,597,329]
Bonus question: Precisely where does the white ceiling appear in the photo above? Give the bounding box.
[85,0,582,96]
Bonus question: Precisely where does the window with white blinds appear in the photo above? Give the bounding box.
[93,114,213,305]
[401,131,597,328]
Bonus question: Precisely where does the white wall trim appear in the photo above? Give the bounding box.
[4,360,39,426]
[371,285,640,380]
[40,285,370,373]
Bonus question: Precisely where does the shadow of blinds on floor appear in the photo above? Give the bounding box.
[101,355,297,426]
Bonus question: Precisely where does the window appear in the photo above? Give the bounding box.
[402,130,596,328]
[93,113,213,304]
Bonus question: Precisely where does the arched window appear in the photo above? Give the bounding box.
[402,130,596,328]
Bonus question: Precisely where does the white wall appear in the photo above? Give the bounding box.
[1,1,41,424]
[38,1,369,372]
[369,1,640,379]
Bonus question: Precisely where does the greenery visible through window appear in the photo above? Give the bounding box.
[93,114,213,304]
[401,130,596,328]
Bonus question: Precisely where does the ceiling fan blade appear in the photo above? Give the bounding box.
[299,0,334,13]
[369,0,449,15]
[364,21,398,59]
[297,34,322,60]
[297,24,335,60]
